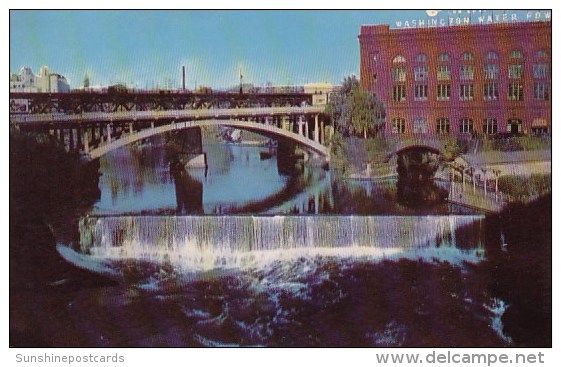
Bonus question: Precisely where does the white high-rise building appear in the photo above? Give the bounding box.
[10,65,70,92]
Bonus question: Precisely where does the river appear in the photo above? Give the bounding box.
[15,136,551,347]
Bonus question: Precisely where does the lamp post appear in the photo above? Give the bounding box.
[481,167,488,196]
[492,168,501,201]
[470,167,476,193]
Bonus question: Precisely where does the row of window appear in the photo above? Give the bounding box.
[390,118,547,135]
[390,63,549,82]
[392,82,549,102]
[390,50,548,64]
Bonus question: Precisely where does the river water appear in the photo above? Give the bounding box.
[51,137,550,347]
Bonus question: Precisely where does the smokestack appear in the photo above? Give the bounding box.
[182,66,186,91]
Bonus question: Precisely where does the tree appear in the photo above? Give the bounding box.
[326,75,385,138]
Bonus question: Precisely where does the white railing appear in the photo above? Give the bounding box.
[10,106,324,124]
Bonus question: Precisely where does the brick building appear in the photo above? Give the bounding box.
[359,21,551,137]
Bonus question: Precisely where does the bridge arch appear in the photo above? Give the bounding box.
[389,138,446,156]
[87,118,330,160]
[395,144,441,155]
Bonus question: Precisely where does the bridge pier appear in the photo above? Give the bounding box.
[314,114,319,142]
[277,139,298,175]
[297,116,305,136]
[106,124,112,143]
[83,130,89,154]
[76,127,82,150]
[169,127,207,169]
[69,128,75,151]
[96,127,101,144]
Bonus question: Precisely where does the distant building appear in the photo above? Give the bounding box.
[258,84,304,94]
[303,82,337,105]
[83,73,90,88]
[10,65,70,93]
[359,21,551,137]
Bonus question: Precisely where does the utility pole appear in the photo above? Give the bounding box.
[239,67,243,94]
[182,66,186,91]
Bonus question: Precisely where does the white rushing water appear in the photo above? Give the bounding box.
[77,215,485,271]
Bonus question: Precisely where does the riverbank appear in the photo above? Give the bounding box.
[483,194,552,346]
[10,128,117,346]
[331,135,550,212]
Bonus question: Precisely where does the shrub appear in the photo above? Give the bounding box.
[498,174,551,202]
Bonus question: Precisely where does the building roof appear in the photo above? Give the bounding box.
[359,20,551,37]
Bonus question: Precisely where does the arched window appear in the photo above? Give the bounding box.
[486,51,498,60]
[536,50,548,58]
[415,54,427,62]
[438,53,451,62]
[461,52,474,61]
[510,50,524,59]
[393,55,406,63]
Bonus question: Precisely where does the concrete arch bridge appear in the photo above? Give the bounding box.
[11,106,331,164]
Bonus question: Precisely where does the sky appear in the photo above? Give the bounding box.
[9,10,550,90]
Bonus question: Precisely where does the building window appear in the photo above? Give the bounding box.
[484,64,499,79]
[486,51,499,60]
[531,127,548,135]
[392,85,406,102]
[392,66,407,82]
[459,118,474,134]
[535,50,548,58]
[436,118,450,134]
[437,84,450,101]
[437,65,451,80]
[508,83,524,101]
[393,55,406,63]
[483,118,498,135]
[510,50,524,59]
[484,83,499,101]
[533,64,549,79]
[415,54,428,62]
[533,83,549,100]
[413,118,428,134]
[508,64,524,79]
[459,84,474,100]
[438,53,451,62]
[414,84,428,101]
[507,119,523,134]
[391,118,406,134]
[461,52,474,61]
[460,65,475,80]
[414,66,428,81]
[531,118,548,135]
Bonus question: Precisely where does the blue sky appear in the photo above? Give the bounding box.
[9,10,549,89]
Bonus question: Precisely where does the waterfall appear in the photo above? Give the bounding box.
[79,215,485,270]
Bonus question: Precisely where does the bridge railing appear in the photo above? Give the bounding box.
[10,106,325,124]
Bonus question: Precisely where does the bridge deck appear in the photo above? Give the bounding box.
[10,106,325,125]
